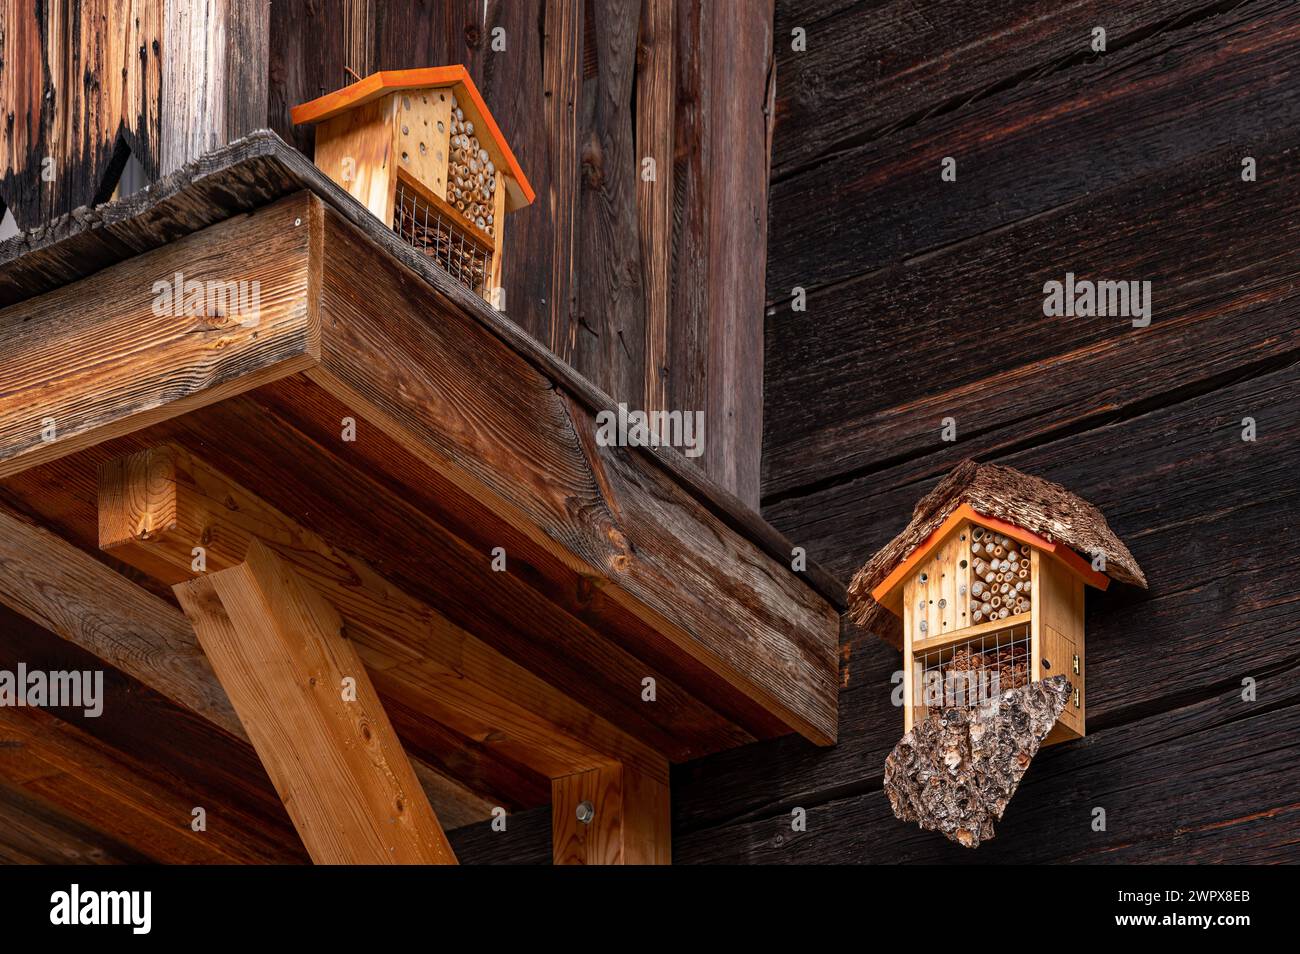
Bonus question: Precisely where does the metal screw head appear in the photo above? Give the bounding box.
[575,800,595,825]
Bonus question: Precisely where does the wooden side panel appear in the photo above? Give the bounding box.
[552,763,670,865]
[0,193,319,479]
[175,540,457,865]
[399,91,454,199]
[313,95,397,224]
[1039,556,1085,740]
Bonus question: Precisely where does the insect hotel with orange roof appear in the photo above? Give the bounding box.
[849,460,1147,746]
[292,67,535,304]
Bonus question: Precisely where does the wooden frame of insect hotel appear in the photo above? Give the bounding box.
[848,461,1147,747]
[292,67,535,304]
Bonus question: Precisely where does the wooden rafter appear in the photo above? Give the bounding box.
[176,541,457,864]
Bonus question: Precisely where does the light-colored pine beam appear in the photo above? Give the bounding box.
[175,540,457,864]
[551,763,670,865]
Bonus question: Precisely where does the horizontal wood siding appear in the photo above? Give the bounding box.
[664,0,1300,864]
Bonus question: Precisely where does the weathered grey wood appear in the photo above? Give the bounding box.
[161,0,271,175]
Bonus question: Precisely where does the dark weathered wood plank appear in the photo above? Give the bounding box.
[771,0,1220,177]
[676,685,1300,863]
[767,0,1300,297]
[765,134,1300,496]
[311,202,839,744]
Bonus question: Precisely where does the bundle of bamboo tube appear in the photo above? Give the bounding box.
[447,95,497,237]
[968,527,1031,622]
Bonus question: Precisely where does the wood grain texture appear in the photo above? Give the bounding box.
[552,763,670,864]
[311,203,839,745]
[0,780,155,865]
[0,192,318,479]
[98,442,667,784]
[766,0,1300,298]
[175,540,458,864]
[770,0,1218,178]
[0,694,296,865]
[161,0,271,175]
[0,0,162,228]
[765,133,1300,497]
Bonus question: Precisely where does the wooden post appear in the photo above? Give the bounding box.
[175,540,458,865]
[551,764,670,865]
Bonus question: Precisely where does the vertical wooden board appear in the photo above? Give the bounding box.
[314,95,396,224]
[489,172,508,304]
[176,540,457,865]
[902,586,914,733]
[477,0,582,349]
[162,0,270,176]
[552,763,670,864]
[574,0,647,409]
[1,0,163,227]
[638,0,675,415]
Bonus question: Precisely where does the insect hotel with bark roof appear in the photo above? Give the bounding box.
[292,67,535,303]
[849,460,1147,746]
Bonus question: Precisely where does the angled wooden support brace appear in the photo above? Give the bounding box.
[97,442,669,861]
[551,764,671,865]
[175,540,456,864]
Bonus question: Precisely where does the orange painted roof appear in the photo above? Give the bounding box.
[291,66,535,211]
[869,503,1109,613]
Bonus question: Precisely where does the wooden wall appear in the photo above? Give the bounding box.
[1,0,771,507]
[665,0,1300,863]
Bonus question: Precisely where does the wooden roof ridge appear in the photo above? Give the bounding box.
[848,459,1145,649]
[0,129,845,612]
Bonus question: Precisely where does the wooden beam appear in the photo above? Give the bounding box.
[175,539,457,864]
[552,763,670,865]
[312,204,838,745]
[0,502,502,824]
[97,443,666,784]
[0,193,319,480]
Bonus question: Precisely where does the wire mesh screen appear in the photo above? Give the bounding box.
[916,623,1031,712]
[393,178,493,293]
